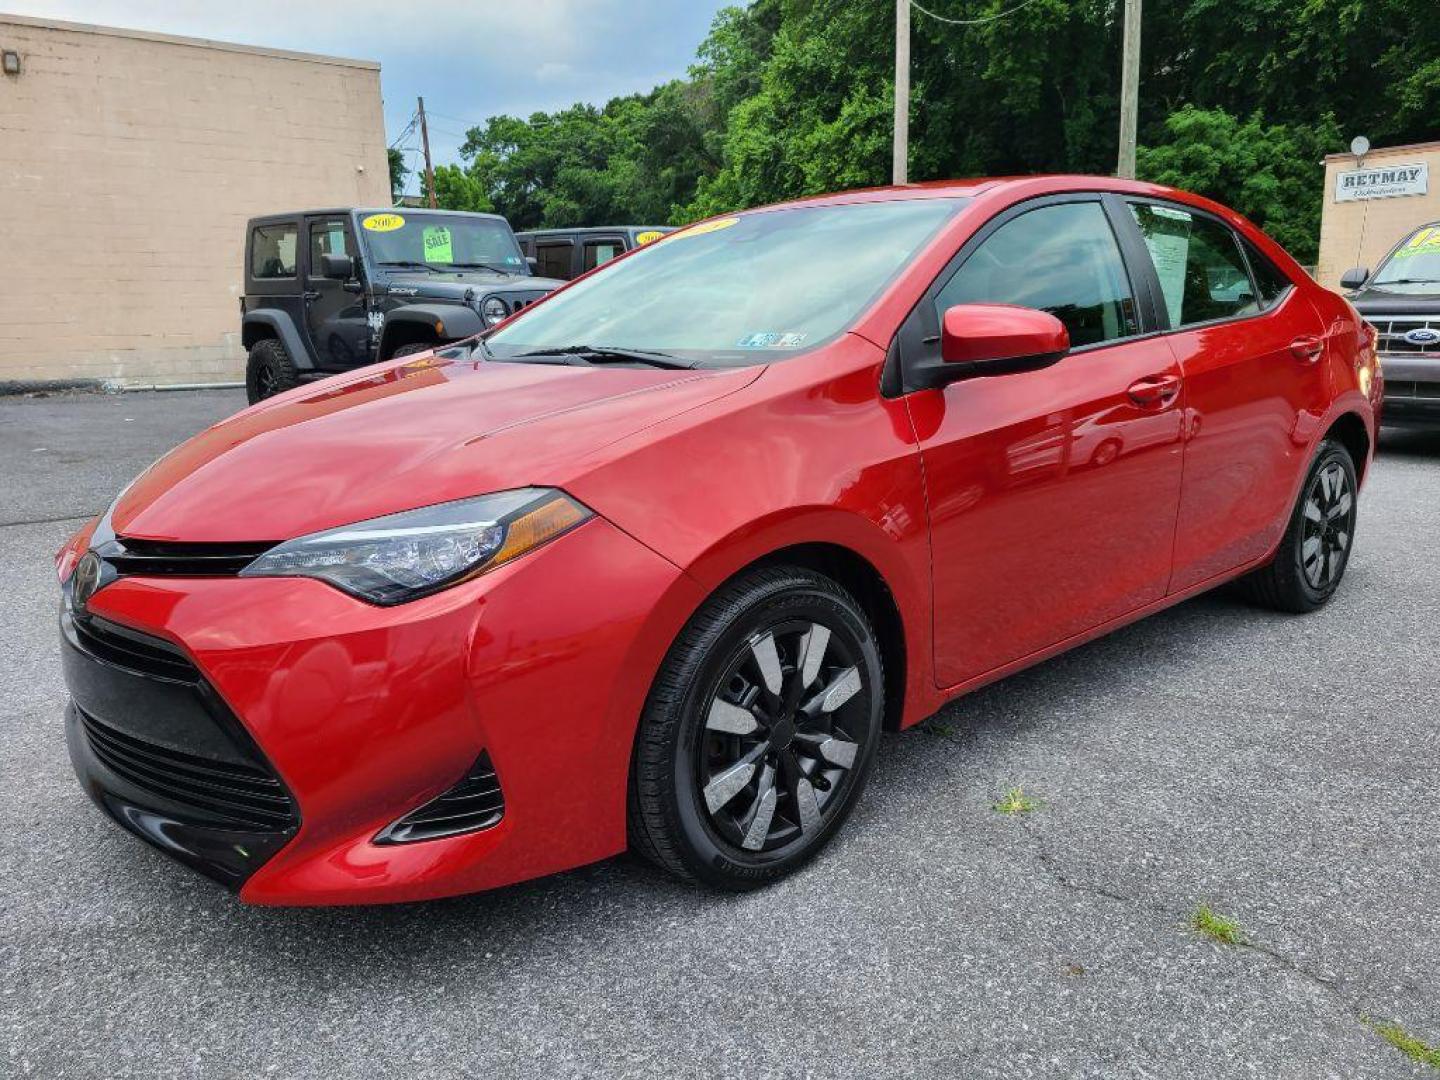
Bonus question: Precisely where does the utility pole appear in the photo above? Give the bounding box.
[893,0,910,186]
[1116,0,1141,178]
[418,95,437,208]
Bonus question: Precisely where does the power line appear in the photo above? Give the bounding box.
[910,0,1048,26]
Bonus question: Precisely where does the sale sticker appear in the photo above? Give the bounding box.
[362,213,405,232]
[422,225,454,263]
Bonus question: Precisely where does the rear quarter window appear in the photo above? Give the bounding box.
[251,224,298,279]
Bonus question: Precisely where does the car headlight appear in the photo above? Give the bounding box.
[481,297,509,326]
[239,488,591,604]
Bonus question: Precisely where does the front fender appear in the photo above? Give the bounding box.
[378,303,485,356]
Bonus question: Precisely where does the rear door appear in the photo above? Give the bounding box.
[914,195,1187,687]
[302,215,370,371]
[1115,200,1329,591]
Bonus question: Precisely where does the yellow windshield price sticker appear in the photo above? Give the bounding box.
[635,230,666,245]
[422,225,454,263]
[1395,226,1440,259]
[362,213,406,232]
[678,217,739,239]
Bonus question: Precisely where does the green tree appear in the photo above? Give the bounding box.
[428,164,493,214]
[387,148,409,202]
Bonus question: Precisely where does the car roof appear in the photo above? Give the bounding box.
[246,208,510,225]
[745,175,1229,214]
[514,226,672,238]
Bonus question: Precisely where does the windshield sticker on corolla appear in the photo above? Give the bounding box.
[422,225,454,263]
[1395,227,1440,259]
[737,332,807,348]
[362,213,405,232]
[680,216,739,239]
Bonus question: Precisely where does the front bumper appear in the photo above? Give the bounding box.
[59,517,702,905]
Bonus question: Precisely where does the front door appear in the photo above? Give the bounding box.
[303,216,370,371]
[1116,200,1333,591]
[911,197,1187,687]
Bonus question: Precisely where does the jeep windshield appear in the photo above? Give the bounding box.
[359,211,527,275]
[1368,223,1440,293]
[484,198,967,366]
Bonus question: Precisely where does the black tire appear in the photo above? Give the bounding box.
[390,342,434,359]
[245,338,300,405]
[628,565,884,889]
[1238,438,1359,613]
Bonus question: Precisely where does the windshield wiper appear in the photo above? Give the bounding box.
[378,260,446,273]
[512,345,698,370]
[447,261,514,274]
[1372,277,1440,286]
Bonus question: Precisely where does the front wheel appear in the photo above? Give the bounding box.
[628,566,884,889]
[1238,438,1359,613]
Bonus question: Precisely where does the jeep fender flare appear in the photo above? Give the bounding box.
[377,304,485,359]
[241,310,314,372]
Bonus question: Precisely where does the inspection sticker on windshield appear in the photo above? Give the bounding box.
[362,213,405,232]
[737,332,806,348]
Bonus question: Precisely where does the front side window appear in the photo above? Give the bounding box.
[933,201,1139,348]
[251,224,297,279]
[308,219,351,275]
[1130,204,1258,327]
[1369,224,1440,293]
[358,212,525,273]
[488,199,966,363]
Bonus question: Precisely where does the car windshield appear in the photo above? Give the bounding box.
[1370,224,1440,291]
[358,211,526,274]
[485,198,967,364]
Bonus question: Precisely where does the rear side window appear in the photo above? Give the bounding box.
[535,241,573,280]
[1241,239,1293,309]
[934,201,1140,348]
[1129,204,1258,327]
[251,224,297,279]
[583,239,624,272]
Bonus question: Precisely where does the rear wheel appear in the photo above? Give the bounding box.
[629,566,884,889]
[1238,438,1358,612]
[245,338,299,405]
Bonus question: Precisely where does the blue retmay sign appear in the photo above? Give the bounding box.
[1334,162,1428,202]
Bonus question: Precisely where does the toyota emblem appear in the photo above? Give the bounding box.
[71,552,103,611]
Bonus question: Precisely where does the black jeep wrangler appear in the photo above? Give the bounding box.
[241,208,564,403]
[1342,221,1440,428]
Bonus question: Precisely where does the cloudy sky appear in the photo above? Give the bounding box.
[3,0,732,194]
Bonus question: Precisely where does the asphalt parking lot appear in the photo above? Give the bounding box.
[3,387,1438,1079]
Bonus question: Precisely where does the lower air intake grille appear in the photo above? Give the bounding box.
[78,708,298,831]
[375,752,505,844]
[71,613,199,683]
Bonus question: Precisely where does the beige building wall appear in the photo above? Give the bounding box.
[0,14,389,387]
[1316,140,1440,290]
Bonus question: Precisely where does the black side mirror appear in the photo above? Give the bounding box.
[1339,266,1369,290]
[321,252,355,280]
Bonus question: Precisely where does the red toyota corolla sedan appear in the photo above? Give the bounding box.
[56,177,1380,905]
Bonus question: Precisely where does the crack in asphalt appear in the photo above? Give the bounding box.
[0,513,91,529]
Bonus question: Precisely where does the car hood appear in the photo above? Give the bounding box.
[1349,288,1440,314]
[382,272,564,298]
[112,355,762,543]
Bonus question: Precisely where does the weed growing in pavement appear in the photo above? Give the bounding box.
[992,786,1038,814]
[1191,905,1246,945]
[1370,1020,1440,1069]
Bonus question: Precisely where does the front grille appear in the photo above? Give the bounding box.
[71,613,198,682]
[102,537,272,577]
[78,708,298,831]
[1385,380,1440,401]
[375,752,505,844]
[1370,315,1440,358]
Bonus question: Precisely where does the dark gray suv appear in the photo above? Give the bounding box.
[241,208,564,403]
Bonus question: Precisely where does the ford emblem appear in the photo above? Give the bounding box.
[1403,327,1440,346]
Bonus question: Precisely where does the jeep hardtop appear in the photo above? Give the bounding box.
[241,208,564,403]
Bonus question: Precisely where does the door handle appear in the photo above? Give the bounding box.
[302,290,321,302]
[1290,336,1323,362]
[1127,373,1181,407]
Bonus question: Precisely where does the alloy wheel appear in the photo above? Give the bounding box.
[1301,460,1355,590]
[698,618,871,854]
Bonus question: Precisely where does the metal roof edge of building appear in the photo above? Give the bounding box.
[1324,140,1440,163]
[0,11,381,70]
